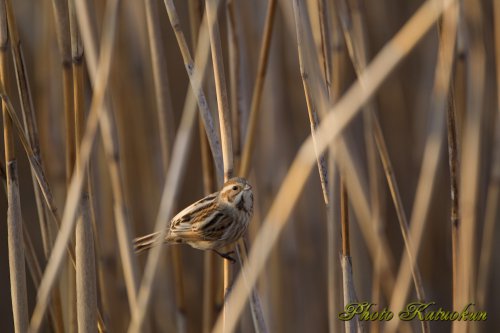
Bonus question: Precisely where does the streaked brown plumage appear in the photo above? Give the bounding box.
[133,177,253,261]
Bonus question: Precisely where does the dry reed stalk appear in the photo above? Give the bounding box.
[187,2,218,332]
[227,0,241,167]
[25,225,65,333]
[444,37,460,316]
[49,2,79,332]
[336,2,430,330]
[206,0,233,181]
[1,91,75,259]
[476,0,500,309]
[1,4,28,330]
[75,193,98,333]
[127,19,214,332]
[340,179,361,332]
[317,0,332,95]
[69,1,108,330]
[74,0,142,317]
[2,93,107,331]
[291,0,329,204]
[4,0,57,263]
[385,2,458,333]
[51,0,75,185]
[289,0,402,309]
[162,0,224,183]
[454,1,485,332]
[294,4,361,333]
[212,0,456,331]
[224,1,271,330]
[51,0,99,331]
[339,179,361,333]
[327,155,342,333]
[0,6,63,333]
[144,0,186,331]
[71,17,97,333]
[239,0,277,178]
[199,111,217,333]
[235,239,268,333]
[204,2,235,333]
[326,5,345,333]
[27,0,119,330]
[337,6,385,329]
[1,92,101,332]
[144,0,175,172]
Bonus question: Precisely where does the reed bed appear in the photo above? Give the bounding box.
[0,0,499,332]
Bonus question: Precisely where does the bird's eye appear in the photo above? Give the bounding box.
[232,186,238,191]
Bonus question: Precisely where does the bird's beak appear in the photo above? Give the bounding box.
[244,184,252,190]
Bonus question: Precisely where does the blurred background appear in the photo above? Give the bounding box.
[0,0,498,332]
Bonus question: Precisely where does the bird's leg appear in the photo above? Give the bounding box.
[213,249,236,263]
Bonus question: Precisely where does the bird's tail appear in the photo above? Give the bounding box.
[133,232,163,253]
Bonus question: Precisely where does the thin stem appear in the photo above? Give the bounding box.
[163,0,224,184]
[187,2,218,332]
[476,0,500,309]
[5,0,54,265]
[239,0,277,177]
[291,0,329,204]
[204,2,234,333]
[1,4,28,329]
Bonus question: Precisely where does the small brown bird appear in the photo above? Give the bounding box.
[133,177,253,261]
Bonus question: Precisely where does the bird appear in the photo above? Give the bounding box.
[133,177,253,262]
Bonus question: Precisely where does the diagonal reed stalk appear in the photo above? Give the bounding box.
[212,0,456,331]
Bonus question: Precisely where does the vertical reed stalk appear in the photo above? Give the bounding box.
[187,2,218,331]
[239,0,277,178]
[4,0,54,264]
[204,2,234,332]
[1,3,28,330]
[74,0,141,318]
[227,0,241,167]
[455,1,485,332]
[144,0,186,331]
[291,0,329,204]
[163,0,224,183]
[476,0,500,309]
